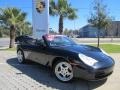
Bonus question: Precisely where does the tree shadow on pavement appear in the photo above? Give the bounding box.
[7,58,107,90]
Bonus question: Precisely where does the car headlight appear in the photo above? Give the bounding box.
[78,53,98,66]
[100,49,110,56]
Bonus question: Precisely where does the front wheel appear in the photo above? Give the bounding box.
[54,61,73,82]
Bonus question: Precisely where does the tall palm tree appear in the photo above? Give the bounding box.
[0,8,27,48]
[17,21,31,36]
[49,0,77,34]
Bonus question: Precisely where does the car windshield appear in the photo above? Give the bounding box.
[45,35,76,46]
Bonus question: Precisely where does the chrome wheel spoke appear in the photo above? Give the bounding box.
[60,64,64,71]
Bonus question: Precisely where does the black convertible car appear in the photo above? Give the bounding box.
[16,34,115,82]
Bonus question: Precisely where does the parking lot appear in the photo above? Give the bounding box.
[0,51,120,90]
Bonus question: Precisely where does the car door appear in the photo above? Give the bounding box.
[21,38,37,60]
[28,39,50,65]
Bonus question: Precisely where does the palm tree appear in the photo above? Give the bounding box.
[17,21,31,36]
[49,0,77,34]
[0,8,27,48]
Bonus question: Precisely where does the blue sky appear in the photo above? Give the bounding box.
[0,0,120,32]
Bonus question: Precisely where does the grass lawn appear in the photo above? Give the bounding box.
[89,44,120,53]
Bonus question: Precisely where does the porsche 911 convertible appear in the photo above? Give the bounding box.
[16,34,115,82]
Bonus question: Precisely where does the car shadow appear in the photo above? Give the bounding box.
[7,58,107,90]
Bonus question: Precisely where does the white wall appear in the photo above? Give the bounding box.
[32,0,49,39]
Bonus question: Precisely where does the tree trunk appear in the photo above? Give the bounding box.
[0,29,3,38]
[9,25,16,48]
[59,15,63,34]
[97,28,100,47]
[20,29,22,36]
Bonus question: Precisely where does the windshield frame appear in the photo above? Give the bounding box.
[44,35,76,47]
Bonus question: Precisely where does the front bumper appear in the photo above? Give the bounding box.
[73,65,114,81]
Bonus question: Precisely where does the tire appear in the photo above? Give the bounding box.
[53,60,73,82]
[17,50,25,64]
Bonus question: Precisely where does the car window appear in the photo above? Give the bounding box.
[45,35,76,46]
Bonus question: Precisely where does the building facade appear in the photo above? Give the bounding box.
[79,21,120,38]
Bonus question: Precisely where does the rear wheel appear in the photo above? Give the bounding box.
[17,50,25,63]
[53,61,73,82]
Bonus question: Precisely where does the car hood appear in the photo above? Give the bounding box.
[54,44,114,64]
[62,44,100,53]
[56,44,101,54]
